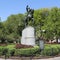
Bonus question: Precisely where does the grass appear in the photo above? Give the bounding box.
[0,44,15,50]
[6,44,15,49]
[0,44,60,49]
[45,44,60,47]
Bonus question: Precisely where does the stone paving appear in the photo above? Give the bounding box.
[32,57,60,60]
[0,57,60,60]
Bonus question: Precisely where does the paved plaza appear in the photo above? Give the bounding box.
[0,56,60,60]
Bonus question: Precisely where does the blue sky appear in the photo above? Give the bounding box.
[0,0,60,21]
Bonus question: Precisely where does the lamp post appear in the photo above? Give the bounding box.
[39,22,45,52]
[39,30,45,52]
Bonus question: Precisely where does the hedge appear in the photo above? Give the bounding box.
[0,46,39,57]
[14,46,39,56]
[0,47,4,56]
[0,45,60,57]
[41,45,60,56]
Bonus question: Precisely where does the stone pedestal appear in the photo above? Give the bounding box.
[21,26,35,46]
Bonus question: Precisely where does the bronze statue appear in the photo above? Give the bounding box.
[24,5,34,27]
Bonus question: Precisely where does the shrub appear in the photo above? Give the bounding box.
[2,48,8,55]
[9,48,15,56]
[15,46,39,56]
[55,45,60,53]
[0,44,60,57]
[41,46,59,56]
[41,46,52,56]
[51,46,59,56]
[0,47,3,56]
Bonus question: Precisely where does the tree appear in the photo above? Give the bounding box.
[2,14,24,43]
[0,7,60,43]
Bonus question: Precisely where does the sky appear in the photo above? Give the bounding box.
[0,0,60,21]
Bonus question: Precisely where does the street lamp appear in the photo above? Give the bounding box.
[39,38,44,51]
[39,22,45,51]
[39,30,45,52]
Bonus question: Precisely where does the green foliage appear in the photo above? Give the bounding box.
[6,44,15,49]
[0,14,24,43]
[15,46,39,56]
[8,48,15,56]
[0,45,39,57]
[0,7,60,43]
[2,47,8,55]
[0,47,4,56]
[0,44,60,57]
[34,7,60,41]
[41,46,52,56]
[41,45,60,56]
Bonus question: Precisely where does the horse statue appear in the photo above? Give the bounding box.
[24,5,34,27]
